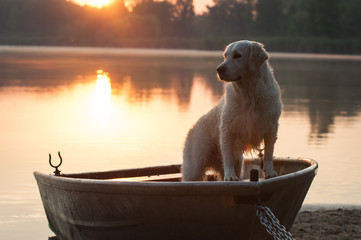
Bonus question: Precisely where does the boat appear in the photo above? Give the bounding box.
[34,157,318,240]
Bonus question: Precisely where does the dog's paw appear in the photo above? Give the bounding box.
[264,170,277,179]
[224,175,240,181]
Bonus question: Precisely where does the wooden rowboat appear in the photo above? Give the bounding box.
[34,157,318,240]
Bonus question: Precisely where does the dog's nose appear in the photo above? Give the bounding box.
[217,65,226,75]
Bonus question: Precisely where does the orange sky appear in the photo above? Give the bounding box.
[192,0,213,13]
[72,0,213,14]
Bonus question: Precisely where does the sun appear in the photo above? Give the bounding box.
[72,0,112,8]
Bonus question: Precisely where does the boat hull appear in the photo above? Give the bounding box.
[34,158,318,240]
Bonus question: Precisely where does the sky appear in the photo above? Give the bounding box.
[72,0,214,14]
[192,0,214,13]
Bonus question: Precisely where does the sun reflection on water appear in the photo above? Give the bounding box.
[88,69,114,133]
[94,69,111,109]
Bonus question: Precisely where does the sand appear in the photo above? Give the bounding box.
[48,209,361,240]
[291,209,361,240]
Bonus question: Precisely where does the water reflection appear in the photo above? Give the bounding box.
[271,58,361,144]
[95,70,111,104]
[94,69,112,113]
[0,49,361,240]
[0,52,360,145]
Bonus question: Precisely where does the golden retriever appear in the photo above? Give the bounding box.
[182,40,282,181]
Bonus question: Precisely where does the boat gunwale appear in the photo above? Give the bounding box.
[34,158,318,196]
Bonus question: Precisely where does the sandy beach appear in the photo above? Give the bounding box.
[291,208,361,239]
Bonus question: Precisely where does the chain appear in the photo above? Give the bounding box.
[256,205,294,240]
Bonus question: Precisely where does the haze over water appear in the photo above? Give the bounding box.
[0,46,360,239]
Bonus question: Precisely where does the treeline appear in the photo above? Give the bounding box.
[0,0,360,53]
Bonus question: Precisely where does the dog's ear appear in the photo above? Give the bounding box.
[249,42,269,72]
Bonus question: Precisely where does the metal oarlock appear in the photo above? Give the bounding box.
[49,151,62,176]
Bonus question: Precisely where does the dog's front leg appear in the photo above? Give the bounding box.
[220,129,240,181]
[263,131,278,179]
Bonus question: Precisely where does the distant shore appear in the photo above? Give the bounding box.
[1,45,361,61]
[1,36,361,55]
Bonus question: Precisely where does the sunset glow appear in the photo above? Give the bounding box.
[71,0,210,13]
[124,1,134,11]
[72,0,112,8]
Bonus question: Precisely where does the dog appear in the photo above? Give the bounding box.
[182,40,282,181]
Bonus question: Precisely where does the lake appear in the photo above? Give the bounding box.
[0,46,360,239]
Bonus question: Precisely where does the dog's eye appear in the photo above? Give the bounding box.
[233,53,242,59]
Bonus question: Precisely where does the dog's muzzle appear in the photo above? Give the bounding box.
[216,65,227,80]
[217,65,242,82]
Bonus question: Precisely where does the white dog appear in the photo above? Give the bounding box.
[182,40,282,181]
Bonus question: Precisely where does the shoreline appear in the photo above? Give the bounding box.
[301,203,361,211]
[1,45,361,61]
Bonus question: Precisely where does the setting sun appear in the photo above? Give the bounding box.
[72,0,112,8]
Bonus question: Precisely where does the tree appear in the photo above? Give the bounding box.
[133,0,173,37]
[340,0,361,37]
[0,0,81,37]
[205,0,254,36]
[285,0,308,36]
[172,0,195,36]
[305,0,341,37]
[255,0,287,36]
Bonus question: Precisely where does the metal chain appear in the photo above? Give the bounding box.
[256,205,294,240]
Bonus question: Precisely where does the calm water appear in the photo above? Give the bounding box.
[0,46,361,239]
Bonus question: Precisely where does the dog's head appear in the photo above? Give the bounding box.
[216,40,269,82]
